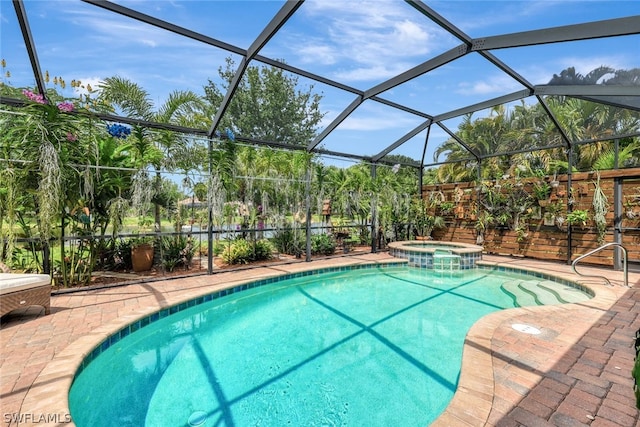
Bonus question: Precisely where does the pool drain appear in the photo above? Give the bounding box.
[188,411,208,426]
[511,323,541,334]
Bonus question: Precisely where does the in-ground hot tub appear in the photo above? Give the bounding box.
[388,241,483,269]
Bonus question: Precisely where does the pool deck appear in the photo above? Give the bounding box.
[1,253,638,427]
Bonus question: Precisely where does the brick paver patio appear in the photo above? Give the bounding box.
[1,253,638,426]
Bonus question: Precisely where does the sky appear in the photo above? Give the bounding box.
[1,0,639,168]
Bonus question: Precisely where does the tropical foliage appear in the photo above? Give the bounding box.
[0,62,637,286]
[433,67,640,183]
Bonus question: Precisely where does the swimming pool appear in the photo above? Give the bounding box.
[68,265,591,427]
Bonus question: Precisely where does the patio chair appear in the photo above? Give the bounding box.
[0,263,51,316]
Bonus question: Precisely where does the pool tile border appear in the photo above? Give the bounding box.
[388,241,484,269]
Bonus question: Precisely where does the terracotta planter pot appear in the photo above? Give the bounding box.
[131,243,154,272]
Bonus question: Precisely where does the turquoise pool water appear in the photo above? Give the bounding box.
[68,266,591,427]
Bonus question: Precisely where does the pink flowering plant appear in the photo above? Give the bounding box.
[21,89,78,141]
[4,88,83,242]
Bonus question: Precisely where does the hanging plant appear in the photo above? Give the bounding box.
[0,168,18,262]
[130,170,152,219]
[10,90,78,243]
[532,181,551,203]
[107,196,129,239]
[515,224,530,242]
[428,190,445,205]
[624,197,640,219]
[566,209,589,228]
[592,171,609,244]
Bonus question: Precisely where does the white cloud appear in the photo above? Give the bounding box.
[297,43,338,65]
[438,0,560,34]
[342,111,420,132]
[287,0,450,83]
[320,100,421,132]
[455,74,523,95]
[555,55,629,77]
[58,3,186,50]
[333,63,414,82]
[518,54,631,85]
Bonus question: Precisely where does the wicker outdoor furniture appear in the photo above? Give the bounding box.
[0,273,51,317]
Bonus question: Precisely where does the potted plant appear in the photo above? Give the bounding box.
[625,199,640,219]
[130,236,155,272]
[566,209,589,228]
[474,211,494,245]
[544,201,564,227]
[454,204,465,219]
[515,223,530,242]
[468,203,478,221]
[532,181,551,206]
[543,212,556,226]
[439,201,455,215]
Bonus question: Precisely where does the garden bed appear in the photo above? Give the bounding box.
[52,246,373,292]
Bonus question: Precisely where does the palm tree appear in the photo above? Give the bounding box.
[97,76,205,230]
[435,107,513,182]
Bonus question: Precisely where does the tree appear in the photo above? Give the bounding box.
[203,57,324,146]
[202,57,325,217]
[432,66,639,181]
[98,76,205,229]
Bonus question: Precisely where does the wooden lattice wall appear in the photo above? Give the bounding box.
[424,168,640,267]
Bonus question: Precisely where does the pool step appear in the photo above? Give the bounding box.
[433,251,461,272]
[501,280,590,307]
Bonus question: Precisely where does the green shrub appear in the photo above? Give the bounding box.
[212,240,228,256]
[253,239,274,260]
[357,226,370,245]
[161,236,195,272]
[311,234,336,255]
[222,239,251,264]
[95,238,132,271]
[221,238,273,264]
[272,227,304,256]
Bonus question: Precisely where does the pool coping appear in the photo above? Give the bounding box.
[432,259,624,426]
[13,255,630,426]
[388,240,484,255]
